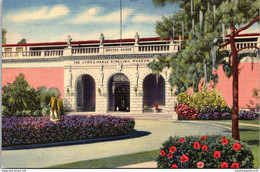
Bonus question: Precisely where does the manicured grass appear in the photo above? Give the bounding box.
[208,122,259,168]
[47,150,160,168]
[222,120,259,125]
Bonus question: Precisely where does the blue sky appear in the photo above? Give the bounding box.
[2,0,259,44]
[2,0,179,43]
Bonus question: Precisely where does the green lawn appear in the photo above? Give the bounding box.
[222,120,259,125]
[47,150,160,168]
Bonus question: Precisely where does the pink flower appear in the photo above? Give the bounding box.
[233,143,241,151]
[160,150,166,157]
[179,138,184,143]
[222,138,229,145]
[169,146,177,153]
[193,142,201,149]
[180,154,189,163]
[214,151,221,159]
[197,161,204,168]
[201,136,207,140]
[171,164,178,168]
[231,162,239,168]
[202,145,208,151]
[221,162,229,168]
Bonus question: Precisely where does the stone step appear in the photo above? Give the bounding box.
[66,112,175,121]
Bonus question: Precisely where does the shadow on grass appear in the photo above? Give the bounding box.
[239,128,259,132]
[2,130,151,151]
[246,140,259,146]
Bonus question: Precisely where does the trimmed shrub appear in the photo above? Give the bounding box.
[193,88,227,110]
[2,115,135,147]
[177,92,194,107]
[177,88,227,111]
[157,135,254,168]
[239,110,257,120]
[175,104,198,120]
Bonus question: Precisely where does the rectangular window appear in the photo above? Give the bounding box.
[4,48,12,52]
[16,47,23,51]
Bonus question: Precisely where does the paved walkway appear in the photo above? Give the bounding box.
[118,161,157,168]
[2,120,231,168]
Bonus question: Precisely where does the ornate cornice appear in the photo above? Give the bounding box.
[2,53,173,63]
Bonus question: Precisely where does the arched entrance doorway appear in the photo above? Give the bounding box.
[108,73,130,112]
[143,74,165,109]
[76,74,96,112]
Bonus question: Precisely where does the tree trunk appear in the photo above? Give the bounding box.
[230,24,240,140]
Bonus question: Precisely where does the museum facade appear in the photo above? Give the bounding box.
[2,33,259,119]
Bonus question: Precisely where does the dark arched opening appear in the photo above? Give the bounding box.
[76,74,96,112]
[143,74,165,108]
[108,73,130,112]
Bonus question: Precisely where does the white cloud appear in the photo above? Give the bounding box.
[69,7,134,24]
[9,5,70,22]
[6,31,37,44]
[132,13,161,23]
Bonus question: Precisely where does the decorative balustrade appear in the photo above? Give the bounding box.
[71,47,99,55]
[2,38,258,59]
[139,45,170,52]
[2,49,64,58]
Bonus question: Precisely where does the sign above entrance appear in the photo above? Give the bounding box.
[73,59,151,65]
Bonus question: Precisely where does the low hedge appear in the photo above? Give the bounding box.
[2,115,135,147]
[175,104,257,120]
[157,135,254,168]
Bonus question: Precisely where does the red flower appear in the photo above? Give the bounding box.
[193,142,201,149]
[169,146,177,153]
[233,143,241,151]
[201,136,207,140]
[214,151,221,159]
[180,154,189,163]
[160,150,166,157]
[167,153,173,158]
[197,161,204,168]
[179,138,184,143]
[231,162,239,168]
[221,162,229,168]
[202,145,208,151]
[222,138,229,145]
[171,164,178,168]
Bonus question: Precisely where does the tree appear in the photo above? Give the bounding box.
[18,38,27,44]
[2,28,7,45]
[151,0,259,140]
[2,73,40,115]
[218,16,259,140]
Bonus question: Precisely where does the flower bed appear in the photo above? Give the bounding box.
[2,115,135,147]
[157,135,254,168]
[175,104,258,120]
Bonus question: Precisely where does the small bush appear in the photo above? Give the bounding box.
[2,115,135,147]
[177,92,194,107]
[175,104,198,120]
[239,110,257,120]
[177,88,227,111]
[157,135,254,168]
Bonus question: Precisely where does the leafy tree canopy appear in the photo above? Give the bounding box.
[18,38,27,44]
[2,28,7,45]
[150,0,259,94]
[2,73,40,114]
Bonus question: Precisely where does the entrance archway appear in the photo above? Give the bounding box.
[76,74,96,112]
[143,74,165,108]
[108,73,130,112]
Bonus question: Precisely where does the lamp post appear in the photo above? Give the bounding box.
[120,0,122,45]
